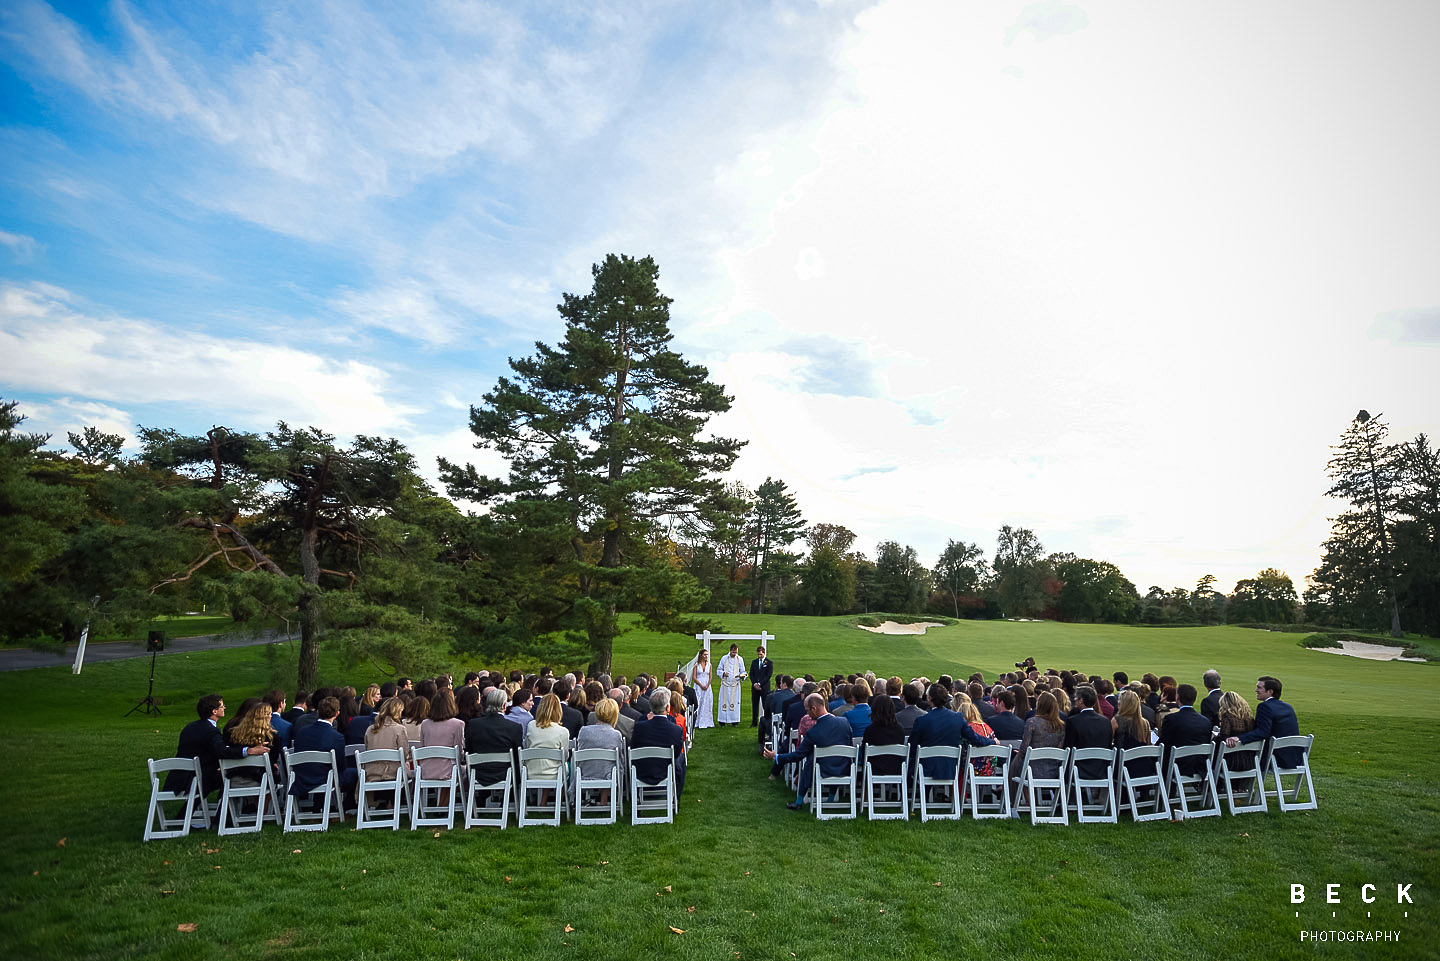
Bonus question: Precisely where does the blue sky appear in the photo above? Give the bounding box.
[2,0,1437,596]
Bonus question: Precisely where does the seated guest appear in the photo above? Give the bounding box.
[1111,690,1154,779]
[555,684,585,738]
[1158,683,1212,775]
[1200,669,1224,726]
[465,688,524,784]
[400,695,429,744]
[362,697,410,781]
[988,689,1026,740]
[956,695,996,775]
[1013,685,1032,721]
[861,694,906,777]
[455,685,482,725]
[896,682,927,735]
[1154,684,1181,731]
[595,688,636,742]
[844,678,872,741]
[264,690,291,745]
[910,683,996,783]
[1021,691,1067,780]
[523,694,569,804]
[830,683,851,714]
[1063,685,1112,779]
[505,688,535,729]
[762,693,854,810]
[359,683,381,716]
[668,689,690,745]
[419,689,465,792]
[281,690,309,725]
[343,696,372,745]
[289,697,357,802]
[221,697,262,741]
[576,697,626,800]
[1228,675,1302,767]
[1215,691,1257,771]
[224,701,281,785]
[632,690,687,797]
[166,694,270,805]
[1095,679,1116,719]
[969,681,995,720]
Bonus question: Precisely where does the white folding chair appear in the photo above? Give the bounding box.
[1266,734,1317,812]
[1118,745,1171,822]
[518,747,568,827]
[282,748,343,832]
[355,749,411,830]
[143,757,207,841]
[863,745,909,820]
[464,752,516,829]
[1165,743,1220,819]
[1068,747,1119,823]
[811,744,858,820]
[1015,747,1071,825]
[963,744,1014,819]
[572,747,621,825]
[1216,741,1267,815]
[411,745,462,830]
[913,746,964,821]
[629,746,676,825]
[216,756,282,835]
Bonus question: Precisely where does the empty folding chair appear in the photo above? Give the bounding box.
[410,745,462,830]
[216,756,282,835]
[1117,745,1171,822]
[1266,734,1317,812]
[1015,747,1071,825]
[913,746,964,821]
[863,744,909,820]
[355,748,411,830]
[572,747,622,825]
[963,744,1014,819]
[1165,743,1220,819]
[812,744,858,820]
[143,757,207,841]
[283,747,344,832]
[464,751,515,829]
[629,746,676,825]
[518,747,567,827]
[1214,741,1267,815]
[1068,748,1119,824]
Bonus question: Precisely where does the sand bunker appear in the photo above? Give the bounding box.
[858,620,945,635]
[1310,640,1427,663]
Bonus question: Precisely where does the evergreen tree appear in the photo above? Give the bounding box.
[441,254,742,672]
[747,477,805,614]
[1319,411,1403,636]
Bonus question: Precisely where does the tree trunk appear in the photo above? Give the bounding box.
[296,525,321,691]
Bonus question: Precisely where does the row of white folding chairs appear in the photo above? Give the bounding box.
[794,734,1316,824]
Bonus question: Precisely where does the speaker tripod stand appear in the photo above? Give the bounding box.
[125,649,163,717]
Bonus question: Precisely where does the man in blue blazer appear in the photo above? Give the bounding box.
[289,696,357,801]
[631,690,687,797]
[987,689,1026,740]
[1159,684,1214,775]
[763,693,854,810]
[1229,675,1303,767]
[910,683,996,782]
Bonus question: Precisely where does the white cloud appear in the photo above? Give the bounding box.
[0,283,419,438]
[0,229,40,260]
[19,397,137,451]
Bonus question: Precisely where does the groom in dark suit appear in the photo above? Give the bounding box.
[750,645,773,729]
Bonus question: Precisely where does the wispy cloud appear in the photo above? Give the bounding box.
[0,229,40,260]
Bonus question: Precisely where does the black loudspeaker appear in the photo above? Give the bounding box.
[146,630,165,652]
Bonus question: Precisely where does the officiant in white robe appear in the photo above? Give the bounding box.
[717,644,746,725]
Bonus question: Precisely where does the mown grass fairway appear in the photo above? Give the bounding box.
[1,616,1435,960]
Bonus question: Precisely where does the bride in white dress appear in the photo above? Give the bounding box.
[693,648,714,729]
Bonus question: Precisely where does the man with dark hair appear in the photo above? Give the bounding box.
[1159,683,1213,775]
[263,690,291,744]
[165,695,270,810]
[631,689,686,796]
[763,693,854,810]
[1200,669,1223,726]
[896,682,927,735]
[552,680,584,738]
[988,689,1025,740]
[463,671,480,688]
[909,683,995,783]
[289,696,357,803]
[1229,675,1302,766]
[750,645,773,729]
[282,691,309,725]
[379,681,397,700]
[397,677,413,693]
[763,675,797,753]
[1062,685,1113,779]
[968,681,995,720]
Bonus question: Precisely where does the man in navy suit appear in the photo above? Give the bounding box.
[1229,675,1302,767]
[1159,684,1214,775]
[763,693,854,810]
[631,690,687,797]
[1199,670,1223,727]
[1062,686,1114,779]
[910,683,995,782]
[165,694,270,799]
[288,696,357,802]
[750,645,773,729]
[987,689,1026,740]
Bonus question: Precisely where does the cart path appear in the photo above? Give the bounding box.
[0,629,296,672]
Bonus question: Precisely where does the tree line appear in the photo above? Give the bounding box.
[3,256,1435,689]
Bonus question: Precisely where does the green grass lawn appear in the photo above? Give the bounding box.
[0,615,1435,960]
